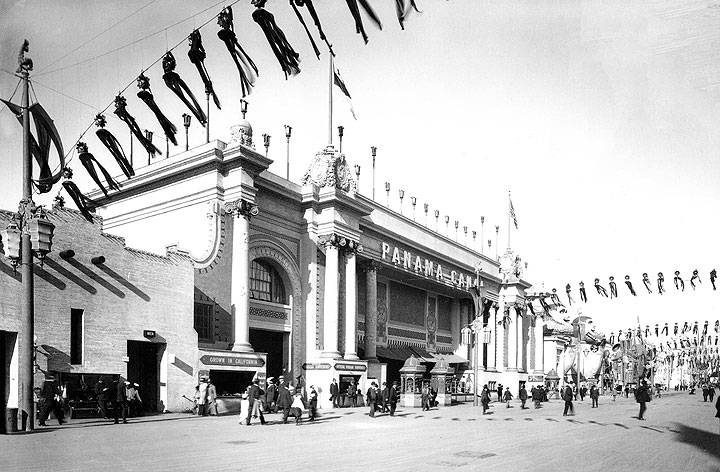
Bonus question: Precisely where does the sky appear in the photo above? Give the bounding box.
[2,0,720,330]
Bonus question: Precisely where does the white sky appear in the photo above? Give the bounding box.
[2,0,720,327]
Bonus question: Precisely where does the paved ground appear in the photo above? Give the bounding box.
[2,391,719,471]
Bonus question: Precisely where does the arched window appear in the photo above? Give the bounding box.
[250,260,287,304]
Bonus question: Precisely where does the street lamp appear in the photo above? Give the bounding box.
[182,113,191,151]
[371,146,377,201]
[1,41,56,431]
[284,124,292,180]
[385,182,391,207]
[337,125,344,152]
[240,99,248,119]
[262,133,271,159]
[468,279,488,406]
[354,164,360,191]
[411,197,417,221]
[398,189,405,215]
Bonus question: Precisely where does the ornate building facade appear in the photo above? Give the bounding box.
[74,117,543,410]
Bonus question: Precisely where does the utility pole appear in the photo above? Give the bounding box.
[18,39,35,432]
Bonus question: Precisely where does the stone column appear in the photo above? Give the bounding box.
[344,247,359,360]
[227,199,256,352]
[493,304,504,371]
[506,305,518,371]
[534,316,545,374]
[321,236,341,358]
[364,262,378,361]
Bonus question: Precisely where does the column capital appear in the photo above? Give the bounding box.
[318,233,362,254]
[361,259,380,273]
[224,199,258,219]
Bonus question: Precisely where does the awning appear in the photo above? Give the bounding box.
[376,346,416,361]
[408,346,435,362]
[432,353,470,364]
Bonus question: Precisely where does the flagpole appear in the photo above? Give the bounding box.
[507,190,511,249]
[328,54,333,146]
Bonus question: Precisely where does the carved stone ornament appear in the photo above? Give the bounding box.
[223,199,258,218]
[230,120,254,148]
[317,233,361,252]
[499,249,523,282]
[301,145,357,192]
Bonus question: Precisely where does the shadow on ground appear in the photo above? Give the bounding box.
[673,423,720,459]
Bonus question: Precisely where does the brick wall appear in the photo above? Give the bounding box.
[0,207,197,413]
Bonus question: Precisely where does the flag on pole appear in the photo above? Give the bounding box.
[333,68,357,120]
[509,195,518,229]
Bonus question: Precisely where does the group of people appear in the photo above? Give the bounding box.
[240,376,316,426]
[702,383,717,402]
[194,377,218,416]
[366,381,399,417]
[37,375,143,427]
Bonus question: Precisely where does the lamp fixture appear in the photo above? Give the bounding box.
[240,99,248,119]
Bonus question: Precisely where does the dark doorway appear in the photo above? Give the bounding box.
[127,341,163,413]
[379,357,404,385]
[0,332,17,434]
[249,329,285,379]
[210,370,255,396]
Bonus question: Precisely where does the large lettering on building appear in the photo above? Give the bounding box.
[380,242,476,289]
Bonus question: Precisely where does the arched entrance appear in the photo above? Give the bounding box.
[248,242,303,380]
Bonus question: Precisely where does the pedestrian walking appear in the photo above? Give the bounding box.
[207,380,218,415]
[531,385,542,409]
[710,385,715,402]
[562,383,575,416]
[421,383,431,411]
[388,381,399,416]
[380,382,389,413]
[126,382,143,417]
[265,378,278,413]
[703,384,709,402]
[290,389,305,425]
[579,384,587,401]
[197,377,209,416]
[113,378,129,424]
[503,386,513,408]
[95,377,111,419]
[496,384,504,403]
[246,379,267,425]
[590,384,599,408]
[480,385,491,414]
[330,378,340,408]
[348,381,357,407]
[636,379,651,420]
[367,382,379,417]
[276,383,293,424]
[38,376,64,426]
[308,385,318,421]
[519,384,528,409]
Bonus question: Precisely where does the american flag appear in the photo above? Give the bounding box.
[509,196,518,229]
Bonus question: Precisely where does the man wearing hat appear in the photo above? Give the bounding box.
[276,382,293,424]
[197,377,209,416]
[38,375,64,426]
[113,377,129,424]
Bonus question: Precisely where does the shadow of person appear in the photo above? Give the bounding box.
[673,423,720,460]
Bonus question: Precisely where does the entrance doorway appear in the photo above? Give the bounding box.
[127,341,163,413]
[210,370,255,396]
[0,331,17,434]
[249,329,286,379]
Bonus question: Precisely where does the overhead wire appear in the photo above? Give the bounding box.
[49,0,243,175]
[35,0,162,75]
[34,0,230,78]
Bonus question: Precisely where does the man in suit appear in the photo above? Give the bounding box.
[113,378,129,424]
[388,381,399,416]
[496,384,503,403]
[380,382,390,413]
[562,382,575,416]
[38,376,64,426]
[330,378,340,408]
[276,383,293,423]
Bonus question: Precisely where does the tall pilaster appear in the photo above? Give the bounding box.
[320,235,341,358]
[226,199,257,352]
[344,246,359,360]
[534,316,545,374]
[364,261,378,361]
[506,305,518,371]
[493,303,504,371]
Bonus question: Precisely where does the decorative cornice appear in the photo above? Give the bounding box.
[224,199,258,219]
[362,259,379,273]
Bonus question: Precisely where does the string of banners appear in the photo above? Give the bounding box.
[552,269,719,306]
[1,1,424,221]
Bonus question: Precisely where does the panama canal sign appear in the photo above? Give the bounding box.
[381,242,476,289]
